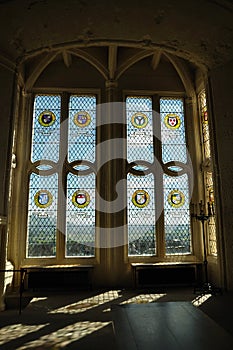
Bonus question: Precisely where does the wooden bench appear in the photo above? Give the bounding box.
[111,302,233,350]
[131,262,202,288]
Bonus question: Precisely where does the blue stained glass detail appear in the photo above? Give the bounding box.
[27,173,58,257]
[31,95,61,163]
[163,173,191,255]
[68,95,96,163]
[160,98,187,163]
[66,172,95,257]
[127,97,154,164]
[127,173,156,256]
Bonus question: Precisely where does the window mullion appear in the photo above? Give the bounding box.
[56,92,69,261]
[153,94,165,258]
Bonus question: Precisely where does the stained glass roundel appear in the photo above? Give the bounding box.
[73,111,91,127]
[34,190,53,208]
[164,113,181,129]
[168,190,185,208]
[132,189,150,208]
[38,110,56,127]
[131,112,148,128]
[72,190,90,208]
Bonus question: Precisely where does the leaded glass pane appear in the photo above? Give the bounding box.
[206,171,217,255]
[160,98,187,163]
[27,173,58,257]
[66,173,95,257]
[127,173,156,256]
[208,217,217,255]
[126,96,153,163]
[199,91,217,256]
[31,95,61,162]
[163,174,191,255]
[199,91,211,159]
[68,95,96,162]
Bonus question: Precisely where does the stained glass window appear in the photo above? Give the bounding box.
[199,90,217,255]
[163,174,191,254]
[27,93,96,258]
[127,173,156,255]
[127,95,191,256]
[126,96,154,164]
[27,173,58,257]
[31,95,61,163]
[206,172,217,255]
[160,98,187,163]
[199,91,211,159]
[66,173,95,257]
[161,97,191,255]
[68,95,96,162]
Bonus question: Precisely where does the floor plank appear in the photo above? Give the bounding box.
[112,302,233,350]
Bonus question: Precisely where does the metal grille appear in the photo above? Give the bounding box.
[126,96,154,163]
[160,98,187,163]
[27,173,58,257]
[68,95,96,162]
[127,173,156,256]
[66,173,95,257]
[31,95,61,162]
[163,174,191,255]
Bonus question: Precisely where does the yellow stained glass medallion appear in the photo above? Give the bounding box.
[34,190,53,208]
[38,110,56,127]
[168,190,185,208]
[132,189,150,208]
[131,112,148,129]
[164,113,181,129]
[73,111,91,127]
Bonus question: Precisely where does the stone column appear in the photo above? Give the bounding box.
[95,79,129,287]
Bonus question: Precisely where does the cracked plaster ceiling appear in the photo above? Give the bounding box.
[0,0,232,72]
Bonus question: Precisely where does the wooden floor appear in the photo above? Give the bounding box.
[2,288,233,349]
[112,302,233,350]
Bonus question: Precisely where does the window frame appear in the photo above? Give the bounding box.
[20,89,100,266]
[11,88,202,267]
[124,90,196,263]
[198,89,217,257]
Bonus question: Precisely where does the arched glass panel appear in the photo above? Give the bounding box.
[199,90,217,255]
[163,173,191,255]
[27,173,58,257]
[126,96,154,163]
[66,173,95,257]
[27,93,97,259]
[68,95,96,162]
[127,173,156,256]
[160,97,187,163]
[31,94,61,162]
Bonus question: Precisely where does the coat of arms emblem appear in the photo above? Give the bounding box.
[164,113,181,129]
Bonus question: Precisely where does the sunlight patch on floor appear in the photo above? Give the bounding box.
[192,294,212,306]
[120,293,166,304]
[49,290,120,314]
[16,321,111,350]
[0,324,49,346]
[102,292,167,312]
[30,297,48,303]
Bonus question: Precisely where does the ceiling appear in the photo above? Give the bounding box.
[0,0,233,73]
